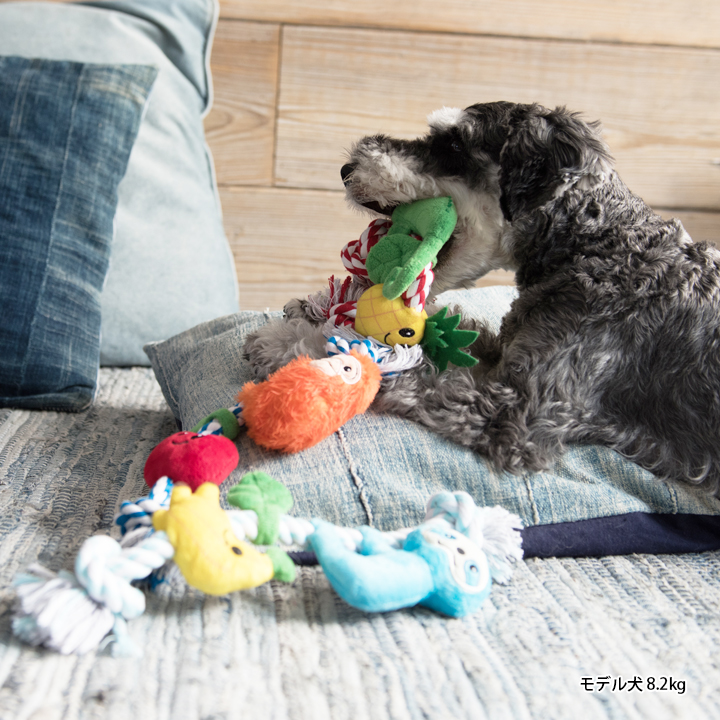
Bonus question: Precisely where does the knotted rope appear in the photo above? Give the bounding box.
[13,531,174,656]
[340,218,391,279]
[321,217,437,330]
[424,491,524,583]
[13,479,522,657]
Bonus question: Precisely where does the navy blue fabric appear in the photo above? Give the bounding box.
[0,57,156,410]
[521,512,720,557]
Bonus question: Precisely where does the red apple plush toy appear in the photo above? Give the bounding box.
[144,431,239,491]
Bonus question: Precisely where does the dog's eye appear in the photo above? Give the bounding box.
[450,140,462,153]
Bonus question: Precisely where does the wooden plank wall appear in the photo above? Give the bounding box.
[209,1,720,310]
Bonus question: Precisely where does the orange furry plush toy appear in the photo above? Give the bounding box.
[236,352,382,453]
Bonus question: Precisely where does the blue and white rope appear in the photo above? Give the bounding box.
[195,402,245,437]
[115,476,173,537]
[325,334,424,377]
[326,335,383,362]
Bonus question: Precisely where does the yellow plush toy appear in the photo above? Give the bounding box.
[152,483,294,595]
[354,283,428,346]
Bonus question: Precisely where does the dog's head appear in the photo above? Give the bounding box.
[491,103,614,222]
[342,102,614,292]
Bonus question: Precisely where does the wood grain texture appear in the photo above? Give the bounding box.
[220,187,349,310]
[219,186,720,311]
[275,26,720,210]
[661,210,720,246]
[219,0,720,49]
[204,20,279,186]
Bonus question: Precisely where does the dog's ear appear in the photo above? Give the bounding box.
[498,106,613,221]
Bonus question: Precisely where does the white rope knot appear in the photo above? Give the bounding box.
[425,491,479,536]
[13,530,175,656]
[13,566,117,656]
[75,534,174,619]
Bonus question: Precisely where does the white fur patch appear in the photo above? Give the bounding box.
[427,107,466,131]
[350,144,439,207]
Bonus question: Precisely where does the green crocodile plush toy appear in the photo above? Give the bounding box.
[365,196,457,300]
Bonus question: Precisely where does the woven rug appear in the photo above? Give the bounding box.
[0,368,718,719]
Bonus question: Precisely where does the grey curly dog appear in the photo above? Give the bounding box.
[244,102,720,495]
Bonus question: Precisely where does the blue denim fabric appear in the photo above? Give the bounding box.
[0,0,240,367]
[144,286,720,544]
[0,57,156,411]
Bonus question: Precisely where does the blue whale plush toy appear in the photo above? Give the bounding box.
[308,519,493,617]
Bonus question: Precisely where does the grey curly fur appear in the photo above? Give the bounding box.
[244,101,720,495]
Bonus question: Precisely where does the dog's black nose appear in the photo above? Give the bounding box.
[341,163,355,185]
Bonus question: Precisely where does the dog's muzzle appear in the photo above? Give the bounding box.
[341,163,396,216]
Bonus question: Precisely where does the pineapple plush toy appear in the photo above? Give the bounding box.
[354,283,428,346]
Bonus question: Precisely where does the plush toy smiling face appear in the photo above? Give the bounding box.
[354,284,427,346]
[404,526,492,617]
[420,527,490,592]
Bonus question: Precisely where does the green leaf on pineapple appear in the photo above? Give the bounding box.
[422,307,479,372]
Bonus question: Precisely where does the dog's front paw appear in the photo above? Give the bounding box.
[283,298,311,320]
[243,318,329,381]
[243,330,279,381]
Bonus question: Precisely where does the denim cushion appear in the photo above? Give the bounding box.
[145,286,720,555]
[0,57,156,411]
[0,0,240,366]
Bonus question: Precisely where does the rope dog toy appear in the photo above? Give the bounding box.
[12,472,522,656]
[182,198,480,457]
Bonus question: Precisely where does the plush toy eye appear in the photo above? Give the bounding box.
[398,328,415,338]
[231,546,243,555]
[310,355,363,384]
[464,560,481,586]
